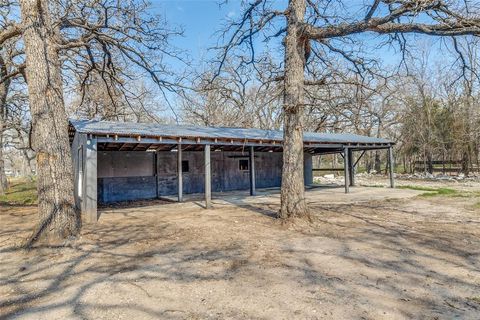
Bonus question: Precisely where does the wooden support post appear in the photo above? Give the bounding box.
[304,152,313,186]
[348,148,355,187]
[85,136,98,222]
[249,146,256,196]
[155,151,159,199]
[388,146,395,188]
[344,146,350,194]
[204,144,211,208]
[177,143,183,202]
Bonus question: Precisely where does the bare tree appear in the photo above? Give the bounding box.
[1,74,33,178]
[216,0,480,219]
[1,0,183,245]
[0,51,10,194]
[16,0,79,242]
[181,59,282,129]
[382,37,480,176]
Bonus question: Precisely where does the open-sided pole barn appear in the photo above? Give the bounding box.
[69,120,395,222]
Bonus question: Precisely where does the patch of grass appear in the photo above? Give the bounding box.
[0,178,37,206]
[398,185,458,197]
[420,188,457,197]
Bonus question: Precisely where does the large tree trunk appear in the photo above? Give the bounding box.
[20,0,79,244]
[0,54,9,195]
[279,0,308,219]
[0,122,7,196]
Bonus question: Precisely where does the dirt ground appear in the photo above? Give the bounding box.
[1,178,480,319]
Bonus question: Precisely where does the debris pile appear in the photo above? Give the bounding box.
[313,171,480,185]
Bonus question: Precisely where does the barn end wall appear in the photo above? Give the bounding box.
[71,132,97,222]
[71,132,82,209]
[71,132,90,211]
[97,150,285,203]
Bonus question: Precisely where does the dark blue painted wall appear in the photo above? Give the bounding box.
[153,151,283,197]
[98,176,157,203]
[97,150,288,203]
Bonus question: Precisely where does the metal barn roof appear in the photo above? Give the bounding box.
[69,119,393,146]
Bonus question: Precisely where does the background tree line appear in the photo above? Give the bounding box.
[180,40,480,176]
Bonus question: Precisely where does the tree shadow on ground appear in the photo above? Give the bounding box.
[0,214,255,319]
[281,200,480,318]
[1,195,480,319]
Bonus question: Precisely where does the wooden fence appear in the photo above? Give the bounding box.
[414,160,479,174]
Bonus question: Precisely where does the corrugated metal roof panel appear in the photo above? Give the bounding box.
[70,119,393,145]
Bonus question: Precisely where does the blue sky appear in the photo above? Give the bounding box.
[151,0,244,68]
[145,0,452,120]
[151,0,447,73]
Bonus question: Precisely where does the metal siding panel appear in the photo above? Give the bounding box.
[98,176,157,203]
[70,119,393,144]
[98,151,154,178]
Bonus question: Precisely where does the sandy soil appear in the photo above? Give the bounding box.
[1,180,480,319]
